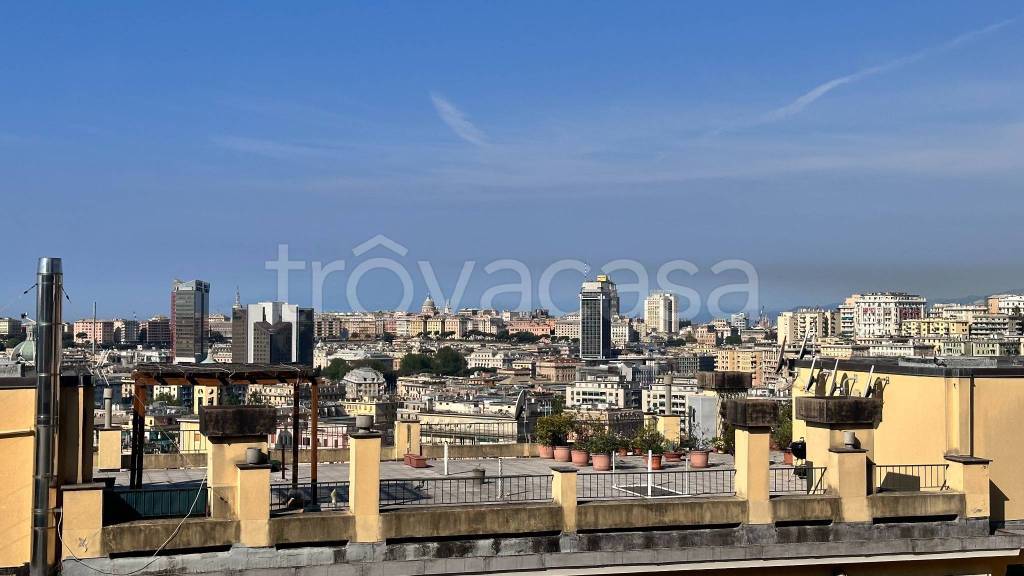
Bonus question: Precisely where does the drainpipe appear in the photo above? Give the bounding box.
[31,257,62,576]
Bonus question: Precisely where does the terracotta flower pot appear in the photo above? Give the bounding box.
[553,446,571,462]
[689,450,710,468]
[642,454,663,470]
[570,449,590,466]
[783,448,793,466]
[592,453,612,471]
[617,447,628,457]
[663,451,682,462]
[538,445,554,459]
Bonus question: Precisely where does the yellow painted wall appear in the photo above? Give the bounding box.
[793,365,1024,523]
[973,376,1024,522]
[0,387,36,568]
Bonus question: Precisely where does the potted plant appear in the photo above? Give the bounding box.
[536,413,575,460]
[688,434,712,469]
[711,436,726,454]
[570,417,600,466]
[615,432,629,457]
[534,415,557,459]
[553,413,576,462]
[663,440,683,462]
[587,430,619,471]
[632,425,666,470]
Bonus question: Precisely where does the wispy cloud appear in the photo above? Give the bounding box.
[736,17,1018,129]
[430,92,487,146]
[210,135,348,160]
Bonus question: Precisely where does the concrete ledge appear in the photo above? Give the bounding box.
[269,511,354,546]
[870,491,964,519]
[770,494,839,523]
[102,518,239,555]
[66,524,1023,576]
[577,498,746,532]
[382,503,562,540]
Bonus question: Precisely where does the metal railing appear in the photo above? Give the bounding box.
[103,483,208,524]
[874,464,949,492]
[420,422,519,445]
[769,466,827,495]
[379,474,551,507]
[577,469,735,500]
[270,481,351,512]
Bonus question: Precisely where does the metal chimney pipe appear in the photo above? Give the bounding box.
[31,257,62,576]
[103,387,113,429]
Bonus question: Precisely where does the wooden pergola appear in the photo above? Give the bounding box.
[130,363,321,496]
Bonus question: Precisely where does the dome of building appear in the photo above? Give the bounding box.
[421,295,438,316]
[10,339,35,363]
[342,366,385,384]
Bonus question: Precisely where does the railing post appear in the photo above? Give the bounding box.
[60,483,106,560]
[97,428,122,472]
[551,466,578,550]
[348,430,382,544]
[945,455,991,519]
[734,425,772,524]
[236,463,271,547]
[826,447,871,523]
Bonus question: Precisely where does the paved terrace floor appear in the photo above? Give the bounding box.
[96,451,801,486]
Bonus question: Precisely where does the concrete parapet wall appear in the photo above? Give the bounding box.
[576,498,746,532]
[870,491,964,519]
[770,495,840,524]
[102,518,239,555]
[269,512,354,546]
[381,503,562,540]
[66,522,1019,576]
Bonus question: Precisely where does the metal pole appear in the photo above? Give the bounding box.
[291,384,300,491]
[31,257,62,576]
[309,378,319,509]
[647,450,653,498]
[443,443,449,476]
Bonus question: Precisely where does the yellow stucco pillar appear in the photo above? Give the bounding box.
[734,426,771,524]
[945,455,991,519]
[60,483,105,560]
[826,447,871,523]
[207,440,268,519]
[551,466,578,534]
[394,421,421,459]
[348,431,382,543]
[235,464,271,547]
[97,428,122,471]
[656,415,681,447]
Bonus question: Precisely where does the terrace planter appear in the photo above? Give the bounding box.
[689,450,710,469]
[617,448,629,457]
[643,455,667,469]
[571,449,590,466]
[663,451,682,462]
[405,453,428,468]
[783,448,794,466]
[538,445,555,459]
[553,446,571,462]
[592,453,612,471]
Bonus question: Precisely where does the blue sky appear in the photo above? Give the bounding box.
[2,3,1023,320]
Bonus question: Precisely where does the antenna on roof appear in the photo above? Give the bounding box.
[803,356,818,393]
[863,365,877,397]
[827,358,841,396]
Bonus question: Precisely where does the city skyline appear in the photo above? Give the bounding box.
[2,3,1023,319]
